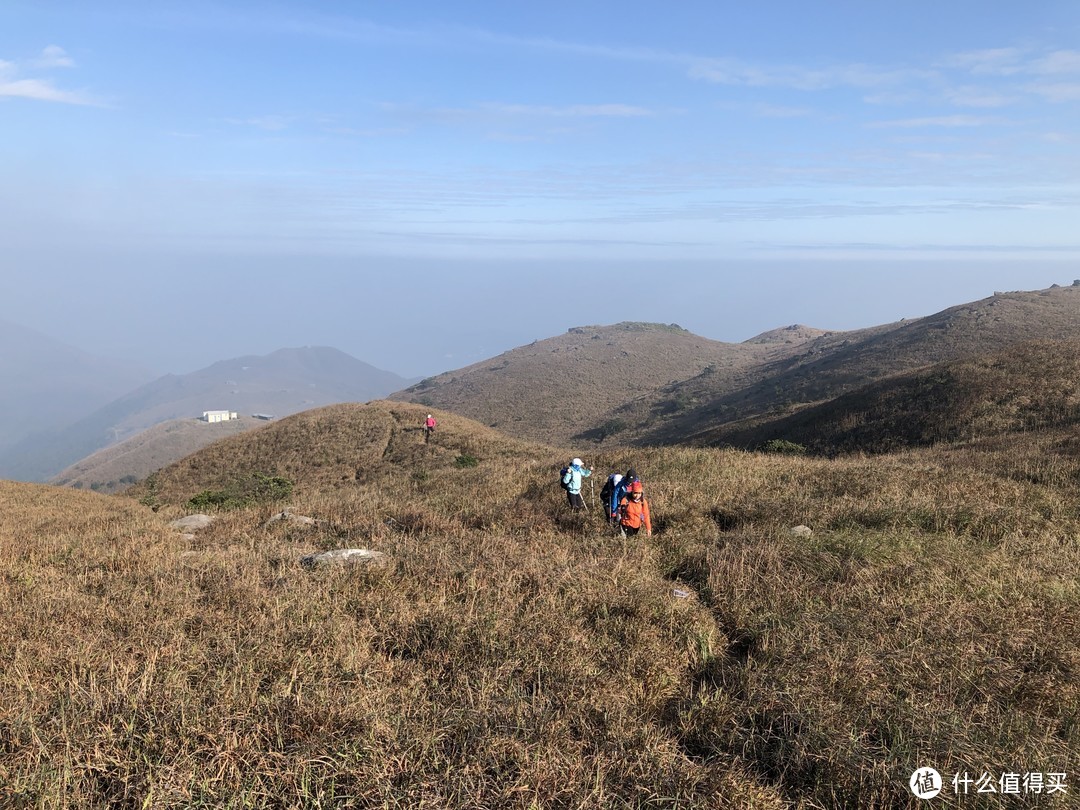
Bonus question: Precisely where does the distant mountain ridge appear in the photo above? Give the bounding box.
[1,346,417,483]
[25,284,1080,487]
[631,284,1080,447]
[390,321,821,445]
[391,284,1080,454]
[687,337,1080,453]
[0,318,153,456]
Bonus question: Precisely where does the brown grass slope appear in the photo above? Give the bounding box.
[130,402,558,509]
[7,400,1078,807]
[688,338,1080,453]
[51,415,270,494]
[632,284,1080,446]
[390,322,822,446]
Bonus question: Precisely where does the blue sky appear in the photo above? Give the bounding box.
[3,1,1080,377]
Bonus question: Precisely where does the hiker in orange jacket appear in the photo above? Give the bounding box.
[617,480,652,537]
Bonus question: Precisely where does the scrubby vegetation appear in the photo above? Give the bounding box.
[758,438,807,456]
[2,402,1078,807]
[187,472,294,511]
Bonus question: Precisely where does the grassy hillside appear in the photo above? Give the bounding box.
[51,415,269,494]
[620,284,1080,447]
[687,338,1080,453]
[390,322,819,446]
[4,401,1078,807]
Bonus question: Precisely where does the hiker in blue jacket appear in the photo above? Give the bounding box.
[599,473,622,524]
[562,457,592,510]
[610,467,639,520]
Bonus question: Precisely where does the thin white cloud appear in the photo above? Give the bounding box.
[482,102,654,118]
[0,78,96,105]
[768,240,1080,254]
[1031,50,1080,76]
[1027,81,1080,102]
[379,100,656,129]
[686,44,1080,112]
[868,115,997,129]
[943,86,1017,108]
[323,125,411,138]
[945,47,1080,79]
[688,58,932,91]
[862,91,924,106]
[943,48,1028,76]
[752,103,814,119]
[0,46,98,105]
[226,115,291,131]
[32,45,75,69]
[265,11,1080,123]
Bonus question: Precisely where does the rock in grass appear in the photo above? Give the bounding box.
[263,508,329,529]
[300,548,385,570]
[169,514,216,531]
[789,525,813,538]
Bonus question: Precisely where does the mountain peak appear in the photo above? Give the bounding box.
[743,324,832,345]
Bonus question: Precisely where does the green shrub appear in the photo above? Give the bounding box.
[188,489,236,510]
[760,438,807,456]
[455,454,480,468]
[186,472,294,511]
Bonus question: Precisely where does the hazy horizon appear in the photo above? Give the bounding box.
[4,261,1076,380]
[5,2,1079,378]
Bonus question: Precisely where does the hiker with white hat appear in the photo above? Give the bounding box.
[561,457,592,511]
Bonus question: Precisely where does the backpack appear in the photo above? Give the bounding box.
[559,467,571,491]
[612,470,640,511]
[599,475,614,503]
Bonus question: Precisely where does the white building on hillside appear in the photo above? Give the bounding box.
[202,410,238,423]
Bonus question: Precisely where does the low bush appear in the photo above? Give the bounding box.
[187,472,293,510]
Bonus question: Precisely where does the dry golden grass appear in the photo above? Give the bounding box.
[3,401,1078,808]
[52,416,266,495]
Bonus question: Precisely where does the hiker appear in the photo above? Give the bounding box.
[561,457,592,510]
[617,480,652,537]
[424,414,437,442]
[610,467,639,520]
[599,473,622,523]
